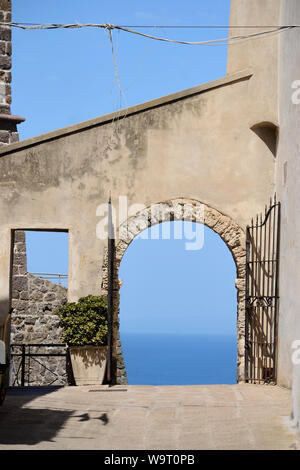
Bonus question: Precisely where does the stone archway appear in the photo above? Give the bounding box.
[101,198,246,385]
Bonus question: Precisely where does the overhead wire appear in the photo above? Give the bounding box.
[0,22,297,46]
[1,18,295,161]
[2,22,300,28]
[4,21,296,122]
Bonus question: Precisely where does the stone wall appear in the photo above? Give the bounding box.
[10,230,68,386]
[0,0,12,116]
[12,273,68,345]
[0,0,24,144]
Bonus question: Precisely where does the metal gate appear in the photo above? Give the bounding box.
[245,196,281,383]
[10,343,67,386]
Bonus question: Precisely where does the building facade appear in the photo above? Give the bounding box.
[0,0,300,429]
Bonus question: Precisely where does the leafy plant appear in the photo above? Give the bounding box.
[56,295,108,346]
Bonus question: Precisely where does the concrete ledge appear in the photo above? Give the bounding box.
[0,114,25,124]
[0,69,253,156]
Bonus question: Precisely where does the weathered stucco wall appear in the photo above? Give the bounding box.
[0,72,276,324]
[0,0,281,385]
[276,0,300,429]
[227,0,280,127]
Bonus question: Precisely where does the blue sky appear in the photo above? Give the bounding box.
[119,223,236,335]
[12,0,231,139]
[25,231,69,288]
[15,1,236,337]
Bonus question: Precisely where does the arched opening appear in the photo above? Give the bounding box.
[119,221,237,385]
[10,230,69,387]
[101,198,246,384]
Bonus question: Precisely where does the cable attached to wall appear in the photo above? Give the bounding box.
[0,22,297,46]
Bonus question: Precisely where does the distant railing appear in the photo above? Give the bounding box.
[10,343,67,387]
[29,272,68,287]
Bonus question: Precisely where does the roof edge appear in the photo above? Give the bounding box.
[0,68,253,156]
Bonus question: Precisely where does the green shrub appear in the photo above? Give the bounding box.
[56,295,108,346]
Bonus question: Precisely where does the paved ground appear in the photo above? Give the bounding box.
[0,384,299,450]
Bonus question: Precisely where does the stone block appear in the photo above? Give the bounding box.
[24,316,36,325]
[0,1,11,10]
[0,27,11,42]
[11,290,19,299]
[5,41,11,55]
[150,203,172,225]
[14,230,25,242]
[30,291,44,301]
[12,318,24,326]
[11,299,27,310]
[28,304,38,315]
[0,103,10,113]
[0,70,11,82]
[13,253,26,266]
[9,132,19,143]
[44,292,56,302]
[12,265,19,276]
[13,333,24,342]
[13,276,28,292]
[0,40,5,55]
[18,265,27,275]
[4,9,11,22]
[19,291,29,300]
[0,130,9,143]
[14,241,26,253]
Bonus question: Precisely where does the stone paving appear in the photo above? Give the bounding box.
[0,384,299,450]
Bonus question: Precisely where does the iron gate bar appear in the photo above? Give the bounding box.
[107,195,115,384]
[11,353,66,357]
[245,226,250,382]
[11,343,66,346]
[245,196,281,384]
[273,201,281,380]
[21,344,25,387]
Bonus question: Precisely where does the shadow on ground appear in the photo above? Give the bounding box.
[0,387,73,446]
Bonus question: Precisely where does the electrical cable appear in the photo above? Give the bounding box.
[0,22,297,47]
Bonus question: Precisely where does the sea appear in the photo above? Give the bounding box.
[120,333,237,385]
